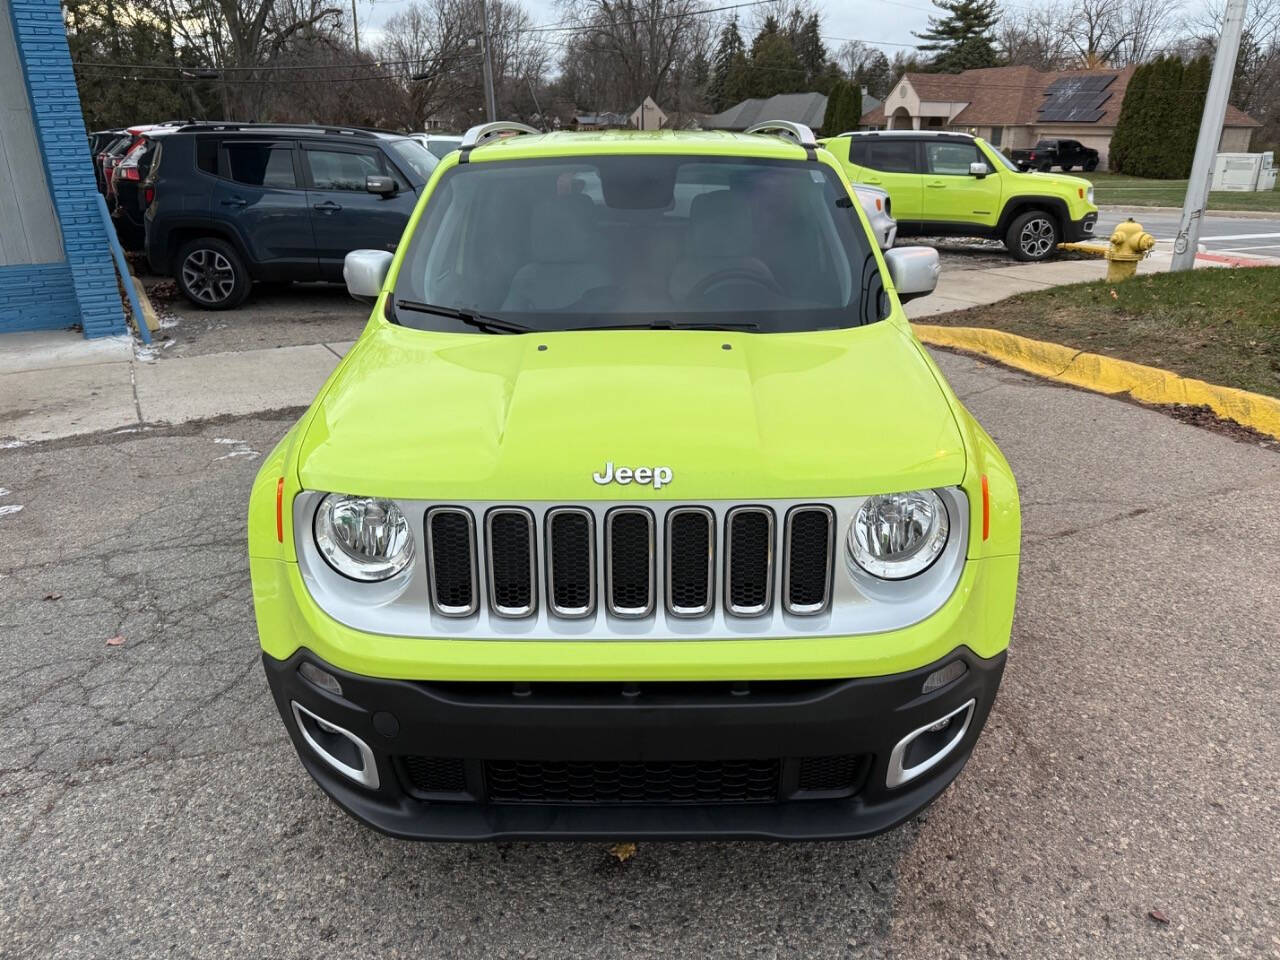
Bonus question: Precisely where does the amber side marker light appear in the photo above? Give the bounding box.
[276,477,285,542]
[981,475,990,541]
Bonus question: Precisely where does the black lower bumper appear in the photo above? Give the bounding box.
[1063,212,1098,242]
[263,648,1006,841]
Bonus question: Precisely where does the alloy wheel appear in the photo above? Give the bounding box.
[1019,218,1056,259]
[181,249,236,305]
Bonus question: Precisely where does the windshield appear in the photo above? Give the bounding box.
[391,155,881,333]
[989,147,1020,172]
[425,137,463,159]
[387,138,437,182]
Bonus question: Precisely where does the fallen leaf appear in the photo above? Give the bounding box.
[106,635,126,647]
[43,593,62,601]
[1148,909,1170,925]
[1110,289,1119,300]
[608,842,637,863]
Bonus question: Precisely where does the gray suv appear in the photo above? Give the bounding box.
[144,124,435,309]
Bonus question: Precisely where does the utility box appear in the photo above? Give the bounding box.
[1211,153,1264,191]
[1258,151,1277,192]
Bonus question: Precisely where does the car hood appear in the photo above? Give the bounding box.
[297,320,966,501]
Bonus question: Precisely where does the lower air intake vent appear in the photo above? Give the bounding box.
[401,756,467,795]
[484,758,781,805]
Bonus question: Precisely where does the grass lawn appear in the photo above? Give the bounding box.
[925,266,1280,398]
[1083,171,1280,213]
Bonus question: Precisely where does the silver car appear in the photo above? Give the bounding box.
[852,183,897,250]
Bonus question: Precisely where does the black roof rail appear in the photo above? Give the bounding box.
[172,121,401,139]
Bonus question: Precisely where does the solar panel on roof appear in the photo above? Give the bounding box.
[1038,75,1115,124]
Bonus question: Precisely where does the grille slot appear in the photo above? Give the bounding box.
[486,509,536,617]
[783,506,835,615]
[546,508,595,618]
[484,758,780,805]
[605,508,654,618]
[426,508,478,616]
[666,508,714,617]
[725,507,774,616]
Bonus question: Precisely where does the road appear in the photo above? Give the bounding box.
[1096,209,1280,258]
[1,351,1277,959]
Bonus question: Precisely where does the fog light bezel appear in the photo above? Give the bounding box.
[291,700,380,789]
[886,699,975,789]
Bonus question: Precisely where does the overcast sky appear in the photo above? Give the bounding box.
[357,0,1204,68]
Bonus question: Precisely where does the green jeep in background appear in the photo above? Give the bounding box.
[819,131,1098,261]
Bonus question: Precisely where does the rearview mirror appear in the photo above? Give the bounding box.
[883,247,940,304]
[343,249,394,303]
[969,161,990,179]
[366,174,396,196]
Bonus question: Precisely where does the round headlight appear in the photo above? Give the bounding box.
[847,490,949,580]
[314,494,414,582]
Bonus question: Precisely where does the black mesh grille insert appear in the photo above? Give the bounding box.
[608,511,652,613]
[402,756,467,794]
[428,511,474,612]
[668,511,712,613]
[548,511,593,613]
[728,509,772,613]
[488,511,533,613]
[796,754,865,794]
[484,759,780,805]
[786,508,832,611]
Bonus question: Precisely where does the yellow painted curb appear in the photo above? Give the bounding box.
[913,323,1280,441]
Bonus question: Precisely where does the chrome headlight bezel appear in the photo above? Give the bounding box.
[313,493,415,582]
[846,489,951,581]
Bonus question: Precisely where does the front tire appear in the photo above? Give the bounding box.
[175,237,250,310]
[1006,210,1060,262]
[1084,157,1099,172]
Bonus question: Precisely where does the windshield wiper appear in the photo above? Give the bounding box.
[392,299,532,334]
[567,320,761,332]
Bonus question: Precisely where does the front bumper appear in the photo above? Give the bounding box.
[263,645,1006,841]
[1063,211,1098,243]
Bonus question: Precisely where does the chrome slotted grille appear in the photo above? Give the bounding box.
[423,502,837,623]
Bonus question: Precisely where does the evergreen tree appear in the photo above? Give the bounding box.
[1109,61,1152,174]
[845,81,864,131]
[1171,55,1211,178]
[708,17,748,110]
[914,0,1001,73]
[822,81,848,135]
[1144,57,1186,178]
[748,16,805,97]
[792,14,828,89]
[855,50,894,101]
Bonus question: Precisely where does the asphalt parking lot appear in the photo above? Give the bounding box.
[2,342,1277,958]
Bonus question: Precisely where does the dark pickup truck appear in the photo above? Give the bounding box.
[1011,139,1100,173]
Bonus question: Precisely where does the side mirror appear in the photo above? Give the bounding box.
[883,246,940,304]
[969,161,990,179]
[343,249,394,303]
[366,174,396,197]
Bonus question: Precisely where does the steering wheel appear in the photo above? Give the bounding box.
[688,267,784,300]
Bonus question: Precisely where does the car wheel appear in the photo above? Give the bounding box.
[1084,158,1099,172]
[175,238,250,310]
[1061,164,1073,172]
[1038,161,1052,172]
[1006,211,1060,262]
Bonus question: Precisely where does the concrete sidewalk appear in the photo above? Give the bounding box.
[0,251,1268,444]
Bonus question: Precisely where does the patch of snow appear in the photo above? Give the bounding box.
[0,440,26,449]
[213,438,243,444]
[134,344,159,363]
[215,449,260,461]
[0,488,8,497]
[0,504,24,518]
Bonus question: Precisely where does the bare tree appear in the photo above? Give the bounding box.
[1064,0,1128,67]
[998,2,1074,69]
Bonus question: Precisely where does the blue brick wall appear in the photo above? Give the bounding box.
[5,0,125,339]
[0,263,81,332]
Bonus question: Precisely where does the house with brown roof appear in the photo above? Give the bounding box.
[860,65,1259,169]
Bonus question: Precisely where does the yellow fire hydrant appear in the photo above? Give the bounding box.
[1106,218,1156,282]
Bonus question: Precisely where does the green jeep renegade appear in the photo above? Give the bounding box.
[249,121,1020,840]
[821,130,1098,261]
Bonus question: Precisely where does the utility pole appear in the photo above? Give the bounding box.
[1170,0,1247,271]
[479,0,497,122]
[352,0,359,55]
